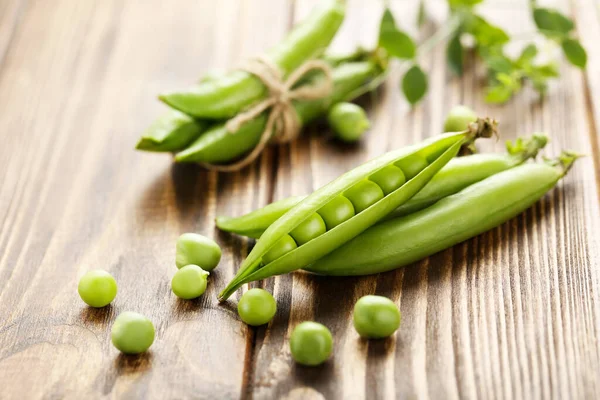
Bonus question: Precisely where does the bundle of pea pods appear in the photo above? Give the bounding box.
[136,0,381,161]
[216,115,579,299]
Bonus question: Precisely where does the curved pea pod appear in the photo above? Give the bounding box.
[217,120,497,300]
[136,110,209,152]
[159,0,345,119]
[305,152,579,276]
[216,196,306,239]
[175,61,382,164]
[215,133,548,237]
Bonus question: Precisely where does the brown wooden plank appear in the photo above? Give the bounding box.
[248,0,600,399]
[571,0,600,199]
[0,0,599,399]
[0,0,26,67]
[0,0,291,398]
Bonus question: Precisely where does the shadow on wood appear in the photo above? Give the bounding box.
[114,352,154,375]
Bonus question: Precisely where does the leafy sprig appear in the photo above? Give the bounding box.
[377,9,427,104]
[374,0,587,105]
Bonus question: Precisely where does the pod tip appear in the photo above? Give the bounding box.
[544,150,583,175]
[505,132,549,160]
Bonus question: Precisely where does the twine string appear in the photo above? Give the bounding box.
[200,56,333,172]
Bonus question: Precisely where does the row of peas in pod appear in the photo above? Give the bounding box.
[136,0,378,169]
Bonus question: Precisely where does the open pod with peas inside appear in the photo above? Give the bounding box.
[216,133,548,238]
[218,119,497,300]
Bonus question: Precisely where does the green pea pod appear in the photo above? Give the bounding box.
[216,133,548,237]
[175,61,382,164]
[135,110,209,152]
[218,120,497,300]
[305,152,579,276]
[217,196,306,239]
[159,0,346,119]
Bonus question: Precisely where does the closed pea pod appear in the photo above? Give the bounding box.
[159,0,345,119]
[216,195,306,239]
[306,152,579,276]
[218,120,496,300]
[136,70,229,153]
[136,110,209,152]
[215,133,547,238]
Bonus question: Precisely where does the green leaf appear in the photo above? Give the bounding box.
[561,38,587,68]
[531,77,549,95]
[417,0,426,27]
[534,63,559,77]
[480,51,513,75]
[402,65,428,105]
[517,44,538,65]
[533,8,574,36]
[495,72,521,92]
[448,0,483,8]
[469,16,510,47]
[485,85,512,104]
[378,9,416,59]
[447,33,464,75]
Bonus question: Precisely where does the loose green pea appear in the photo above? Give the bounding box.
[176,233,221,270]
[353,295,401,339]
[327,102,370,142]
[111,312,155,354]
[317,195,355,230]
[171,265,209,300]
[263,235,298,264]
[369,165,406,195]
[237,288,277,326]
[290,321,333,366]
[444,105,477,132]
[77,270,117,308]
[396,154,428,180]
[344,180,384,213]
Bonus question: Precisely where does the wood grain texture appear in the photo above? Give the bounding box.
[0,0,599,399]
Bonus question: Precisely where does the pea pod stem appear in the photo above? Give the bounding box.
[216,133,547,238]
[218,122,496,301]
[159,0,346,119]
[305,153,578,276]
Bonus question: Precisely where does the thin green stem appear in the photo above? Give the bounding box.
[418,14,462,56]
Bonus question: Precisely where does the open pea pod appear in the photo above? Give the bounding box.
[218,119,497,300]
[216,133,548,237]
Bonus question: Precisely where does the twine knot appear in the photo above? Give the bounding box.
[201,56,334,172]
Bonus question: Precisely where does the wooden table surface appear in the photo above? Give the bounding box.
[1,0,599,399]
